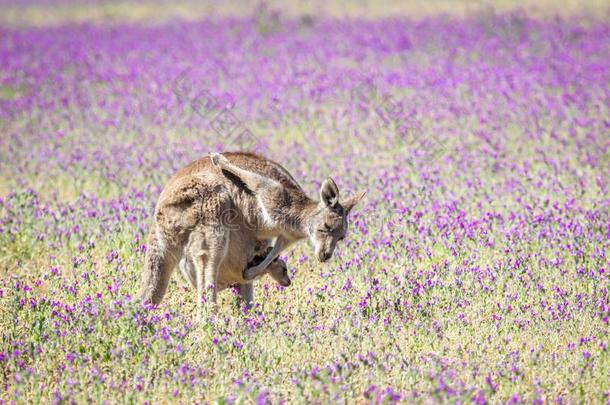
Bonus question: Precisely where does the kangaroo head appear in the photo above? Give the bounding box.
[268,259,291,287]
[307,178,366,263]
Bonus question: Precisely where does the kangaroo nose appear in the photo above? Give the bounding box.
[319,252,330,262]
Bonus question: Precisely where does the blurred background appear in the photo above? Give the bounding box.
[1,0,609,26]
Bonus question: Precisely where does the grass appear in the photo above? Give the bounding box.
[1,123,608,401]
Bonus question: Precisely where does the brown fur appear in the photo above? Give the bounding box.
[138,152,305,311]
[138,152,364,319]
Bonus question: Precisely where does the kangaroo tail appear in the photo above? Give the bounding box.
[137,224,177,305]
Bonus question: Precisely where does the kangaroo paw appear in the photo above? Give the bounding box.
[243,267,256,280]
[243,265,264,281]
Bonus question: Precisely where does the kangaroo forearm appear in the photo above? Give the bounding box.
[243,236,287,280]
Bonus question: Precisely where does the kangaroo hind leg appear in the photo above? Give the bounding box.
[178,256,197,289]
[188,226,228,322]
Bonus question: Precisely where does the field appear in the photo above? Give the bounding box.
[0,1,609,403]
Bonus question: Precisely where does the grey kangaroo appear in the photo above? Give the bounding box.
[139,151,365,320]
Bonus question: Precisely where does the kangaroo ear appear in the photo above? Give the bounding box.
[320,177,340,207]
[343,191,366,213]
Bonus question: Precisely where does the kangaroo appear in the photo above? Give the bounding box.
[139,191,283,315]
[138,151,365,321]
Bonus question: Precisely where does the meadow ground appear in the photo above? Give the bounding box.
[0,1,609,403]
